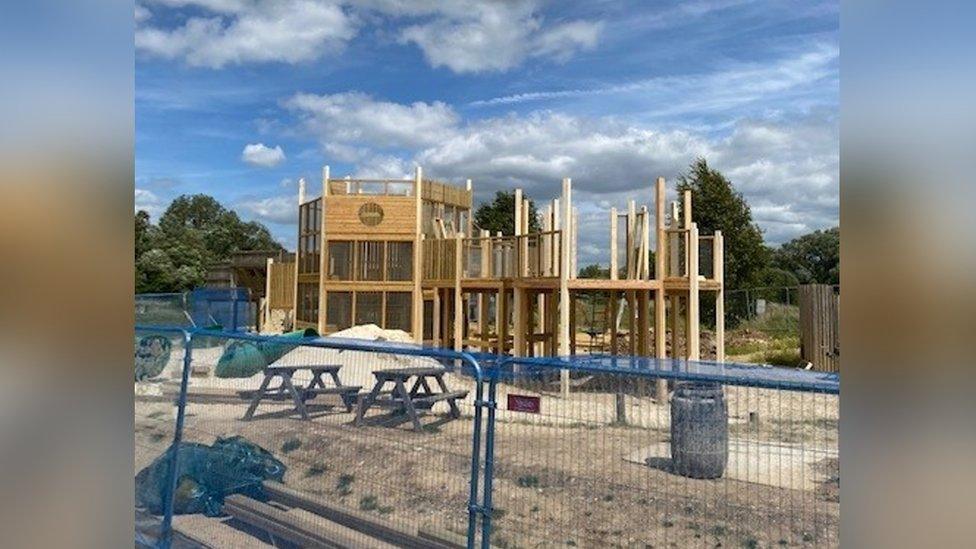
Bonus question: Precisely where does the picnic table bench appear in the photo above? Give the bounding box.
[242,364,360,421]
[355,367,468,432]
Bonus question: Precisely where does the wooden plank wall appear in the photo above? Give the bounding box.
[268,261,296,309]
[798,284,839,372]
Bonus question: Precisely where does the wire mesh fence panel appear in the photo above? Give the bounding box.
[135,293,191,328]
[156,331,487,548]
[134,326,191,547]
[482,358,839,548]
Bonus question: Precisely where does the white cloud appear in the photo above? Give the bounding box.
[284,91,837,258]
[235,194,298,224]
[136,1,356,68]
[134,188,165,219]
[136,0,601,71]
[470,42,838,110]
[241,143,286,167]
[284,92,459,150]
[135,4,151,23]
[398,1,602,73]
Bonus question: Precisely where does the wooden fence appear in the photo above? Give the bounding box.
[268,261,295,309]
[798,284,839,372]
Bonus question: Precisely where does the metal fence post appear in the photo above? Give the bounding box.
[159,329,194,549]
[465,354,486,549]
[480,367,499,549]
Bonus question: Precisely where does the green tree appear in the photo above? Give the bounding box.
[772,227,839,285]
[677,158,770,290]
[578,264,610,278]
[473,191,541,235]
[135,194,284,293]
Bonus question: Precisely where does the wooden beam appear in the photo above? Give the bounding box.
[641,205,650,280]
[571,206,579,279]
[715,230,725,362]
[317,167,329,334]
[688,222,700,360]
[654,177,668,402]
[627,199,636,279]
[610,207,618,280]
[412,166,424,342]
[454,234,463,353]
[293,178,305,329]
[559,177,572,396]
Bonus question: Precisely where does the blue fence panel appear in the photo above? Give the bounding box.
[134,324,839,549]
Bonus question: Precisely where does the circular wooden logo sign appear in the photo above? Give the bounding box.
[358,202,384,226]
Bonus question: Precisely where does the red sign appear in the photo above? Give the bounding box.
[507,394,541,414]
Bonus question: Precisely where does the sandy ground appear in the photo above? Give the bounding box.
[135,325,838,548]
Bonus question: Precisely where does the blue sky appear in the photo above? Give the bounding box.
[135,0,838,264]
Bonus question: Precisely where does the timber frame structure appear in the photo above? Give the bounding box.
[291,166,724,395]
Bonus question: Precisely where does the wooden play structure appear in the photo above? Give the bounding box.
[287,166,725,395]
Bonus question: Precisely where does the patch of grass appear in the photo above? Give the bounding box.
[305,463,328,477]
[742,538,759,549]
[280,437,302,454]
[149,432,167,443]
[422,424,441,433]
[777,540,789,546]
[602,494,614,502]
[337,474,355,496]
[662,519,674,528]
[710,525,727,537]
[530,505,539,513]
[738,304,800,335]
[147,410,166,419]
[516,474,540,488]
[490,507,506,521]
[359,495,379,511]
[762,348,802,367]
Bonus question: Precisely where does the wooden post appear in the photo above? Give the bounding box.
[412,166,424,342]
[465,179,473,237]
[432,287,441,347]
[293,178,306,328]
[317,166,329,334]
[513,189,525,357]
[263,257,274,331]
[653,177,668,402]
[714,231,725,362]
[688,223,700,360]
[571,207,579,279]
[454,234,463,352]
[559,178,572,397]
[669,200,680,357]
[610,207,618,280]
[641,206,650,280]
[627,200,636,278]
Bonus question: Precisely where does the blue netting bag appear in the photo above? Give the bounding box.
[135,436,287,517]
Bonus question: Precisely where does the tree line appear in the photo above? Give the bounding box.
[136,159,837,303]
[135,195,283,293]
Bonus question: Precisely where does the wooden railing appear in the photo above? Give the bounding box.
[328,179,414,196]
[423,230,563,282]
[326,178,473,209]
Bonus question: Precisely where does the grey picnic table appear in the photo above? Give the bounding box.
[354,366,468,432]
[242,364,361,421]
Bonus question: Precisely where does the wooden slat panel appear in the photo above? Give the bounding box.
[799,284,839,372]
[268,261,295,309]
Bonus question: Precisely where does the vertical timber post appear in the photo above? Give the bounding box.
[317,166,329,334]
[653,177,668,402]
[293,177,305,328]
[412,166,424,343]
[559,178,572,397]
[688,223,700,360]
[714,231,725,362]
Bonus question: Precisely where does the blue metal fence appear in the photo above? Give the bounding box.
[136,288,255,332]
[134,326,839,548]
